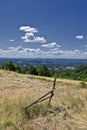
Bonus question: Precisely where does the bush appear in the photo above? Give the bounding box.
[79,82,87,88]
[3,61,16,71]
[38,64,51,77]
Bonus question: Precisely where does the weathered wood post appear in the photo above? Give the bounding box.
[49,78,56,105]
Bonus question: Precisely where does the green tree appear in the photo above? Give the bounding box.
[15,64,21,73]
[29,65,38,75]
[3,61,16,71]
[38,64,50,77]
[22,66,30,74]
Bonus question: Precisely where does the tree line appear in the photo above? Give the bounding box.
[0,61,87,81]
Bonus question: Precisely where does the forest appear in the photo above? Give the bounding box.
[0,61,87,81]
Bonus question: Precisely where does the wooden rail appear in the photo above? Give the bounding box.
[25,78,56,110]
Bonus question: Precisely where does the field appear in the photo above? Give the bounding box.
[0,70,87,130]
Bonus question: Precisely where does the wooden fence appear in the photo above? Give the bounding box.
[25,78,56,110]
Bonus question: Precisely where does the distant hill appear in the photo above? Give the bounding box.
[0,58,87,67]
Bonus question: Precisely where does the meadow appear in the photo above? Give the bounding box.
[0,70,87,130]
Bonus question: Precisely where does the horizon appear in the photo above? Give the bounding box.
[0,0,87,59]
[0,57,87,60]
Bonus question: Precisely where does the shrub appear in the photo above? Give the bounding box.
[79,81,87,88]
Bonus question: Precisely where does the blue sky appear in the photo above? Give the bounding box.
[0,0,87,58]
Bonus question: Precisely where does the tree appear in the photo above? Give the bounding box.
[15,64,21,73]
[38,64,50,77]
[29,65,38,75]
[3,61,16,71]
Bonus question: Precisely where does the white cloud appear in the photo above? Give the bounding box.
[8,46,42,55]
[0,49,1,50]
[24,48,40,53]
[8,47,16,50]
[42,42,61,48]
[8,46,24,51]
[21,32,46,43]
[9,39,15,42]
[85,45,87,47]
[84,52,87,55]
[61,50,85,58]
[74,49,81,54]
[75,35,85,40]
[34,36,46,43]
[0,46,87,59]
[20,26,46,43]
[19,26,38,33]
[16,46,24,51]
[47,50,64,55]
[0,46,41,58]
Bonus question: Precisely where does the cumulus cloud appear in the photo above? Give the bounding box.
[41,42,61,48]
[0,46,42,58]
[0,46,63,58]
[8,46,24,51]
[21,32,46,43]
[0,45,87,59]
[16,46,24,51]
[9,39,15,42]
[85,45,87,47]
[47,50,63,55]
[35,37,46,43]
[20,26,46,43]
[8,47,16,51]
[23,48,40,53]
[74,49,81,54]
[8,46,42,55]
[0,49,2,52]
[19,26,38,33]
[84,52,87,55]
[75,35,85,40]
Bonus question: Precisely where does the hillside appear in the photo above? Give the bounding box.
[0,70,87,130]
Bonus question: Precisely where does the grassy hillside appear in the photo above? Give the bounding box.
[0,70,87,130]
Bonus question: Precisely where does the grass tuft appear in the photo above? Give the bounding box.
[24,102,52,119]
[62,93,85,111]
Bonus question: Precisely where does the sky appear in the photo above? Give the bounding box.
[0,0,87,59]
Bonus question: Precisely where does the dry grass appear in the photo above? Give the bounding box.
[0,70,87,130]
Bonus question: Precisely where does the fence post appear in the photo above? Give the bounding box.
[24,78,56,110]
[49,78,56,105]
